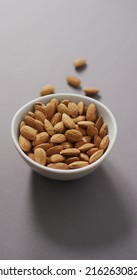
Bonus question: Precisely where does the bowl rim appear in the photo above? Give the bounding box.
[11,93,117,174]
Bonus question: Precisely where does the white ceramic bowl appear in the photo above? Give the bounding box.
[11,93,117,180]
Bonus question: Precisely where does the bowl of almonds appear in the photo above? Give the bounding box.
[11,93,117,180]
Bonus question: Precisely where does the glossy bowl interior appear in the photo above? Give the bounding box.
[11,93,117,180]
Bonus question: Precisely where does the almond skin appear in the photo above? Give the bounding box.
[40,84,55,96]
[95,117,103,131]
[87,125,98,136]
[65,157,79,164]
[34,148,46,165]
[50,134,66,144]
[27,153,35,161]
[46,145,63,156]
[99,123,108,139]
[83,87,100,95]
[19,135,31,152]
[77,121,94,128]
[62,113,76,129]
[54,121,65,133]
[57,103,70,115]
[89,149,104,164]
[50,154,65,163]
[86,103,97,121]
[66,76,81,87]
[20,125,38,140]
[69,161,89,169]
[87,147,99,157]
[32,132,49,146]
[60,148,80,156]
[77,101,84,115]
[94,134,101,147]
[34,119,45,132]
[73,115,86,123]
[35,110,46,123]
[33,143,53,152]
[79,153,89,162]
[24,115,36,128]
[51,112,62,126]
[65,129,82,142]
[99,135,109,150]
[44,102,56,120]
[44,119,54,136]
[73,58,86,68]
[68,102,79,118]
[78,143,95,152]
[47,163,69,170]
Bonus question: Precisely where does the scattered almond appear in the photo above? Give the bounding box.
[40,84,55,96]
[83,87,100,95]
[73,58,86,68]
[66,76,81,87]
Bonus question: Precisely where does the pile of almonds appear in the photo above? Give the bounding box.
[19,98,109,170]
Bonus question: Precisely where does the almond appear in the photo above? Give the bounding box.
[87,148,99,157]
[62,113,75,129]
[79,153,89,162]
[33,143,53,152]
[62,141,74,149]
[73,58,86,68]
[51,112,62,126]
[46,145,63,156]
[20,125,38,140]
[40,84,55,96]
[19,135,31,152]
[79,143,95,152]
[24,115,36,128]
[68,102,79,118]
[50,133,66,144]
[34,119,45,132]
[35,110,46,123]
[32,132,49,146]
[50,98,59,108]
[34,148,46,165]
[86,103,97,121]
[94,134,101,147]
[95,117,103,131]
[87,125,98,136]
[50,154,65,163]
[89,149,104,164]
[75,140,86,148]
[66,76,81,87]
[65,129,82,142]
[44,119,54,136]
[83,87,100,95]
[77,101,84,115]
[19,121,25,131]
[99,135,109,150]
[77,121,94,128]
[48,163,69,170]
[57,103,70,115]
[99,123,108,138]
[69,161,89,169]
[73,115,86,123]
[27,153,35,161]
[65,157,79,164]
[82,136,92,143]
[54,121,65,133]
[34,104,47,116]
[75,125,86,136]
[60,148,80,156]
[61,99,70,106]
[27,111,35,118]
[44,102,56,120]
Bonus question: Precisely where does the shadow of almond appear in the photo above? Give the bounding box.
[29,165,131,249]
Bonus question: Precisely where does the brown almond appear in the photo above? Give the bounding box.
[82,136,92,143]
[48,163,69,170]
[60,148,80,156]
[50,154,65,163]
[33,143,53,152]
[66,76,81,87]
[79,143,95,152]
[35,110,46,123]
[68,102,79,118]
[65,157,79,164]
[51,112,62,126]
[32,132,49,146]
[20,125,38,140]
[46,145,63,156]
[89,149,104,163]
[27,153,35,161]
[69,161,89,169]
[73,115,86,123]
[87,125,98,136]
[73,58,86,68]
[50,98,59,108]
[94,134,101,147]
[34,119,45,132]
[40,84,55,96]
[77,121,94,128]
[95,117,103,131]
[75,140,86,148]
[79,153,89,162]
[61,99,70,106]
[27,111,35,118]
[19,121,25,131]
[61,141,74,149]
[87,148,99,157]
[62,113,75,129]
[65,129,82,142]
[44,119,54,136]
[86,103,97,121]
[34,148,46,165]
[57,103,70,115]
[77,101,84,115]
[50,134,66,144]
[19,135,31,152]
[75,125,86,136]
[99,135,109,150]
[34,104,47,116]
[83,87,100,95]
[99,123,108,138]
[44,102,56,120]
[54,121,65,133]
[24,115,36,128]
